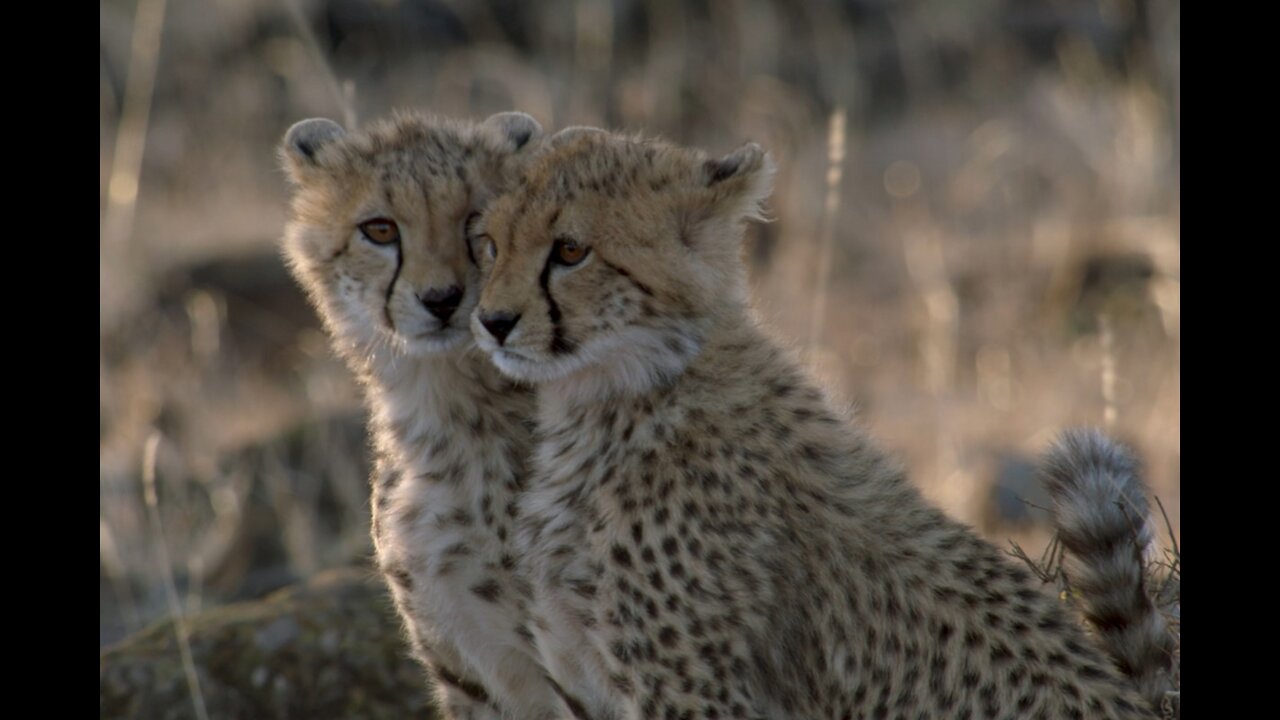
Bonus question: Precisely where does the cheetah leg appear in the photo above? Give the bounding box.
[373,468,561,717]
[419,641,505,720]
[408,564,561,719]
[383,560,567,720]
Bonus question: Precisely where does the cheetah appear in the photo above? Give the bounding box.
[468,126,1160,719]
[1042,428,1178,716]
[278,111,561,719]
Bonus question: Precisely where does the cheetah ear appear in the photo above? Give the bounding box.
[481,112,544,153]
[547,125,607,150]
[677,142,775,253]
[281,118,346,178]
[698,142,775,223]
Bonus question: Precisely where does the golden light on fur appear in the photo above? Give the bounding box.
[471,127,1165,719]
[275,109,566,716]
[472,128,776,396]
[98,5,1179,716]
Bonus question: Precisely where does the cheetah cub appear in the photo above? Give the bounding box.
[470,128,1158,719]
[279,111,561,719]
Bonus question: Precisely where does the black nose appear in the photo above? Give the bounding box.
[420,285,463,321]
[479,311,521,345]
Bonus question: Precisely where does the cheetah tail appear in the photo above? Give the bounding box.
[1040,428,1175,711]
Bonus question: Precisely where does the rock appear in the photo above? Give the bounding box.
[985,453,1053,529]
[100,567,437,720]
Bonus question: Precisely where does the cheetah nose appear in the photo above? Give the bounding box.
[479,311,521,345]
[420,285,464,321]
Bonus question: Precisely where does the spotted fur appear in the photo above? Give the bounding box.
[471,129,1159,719]
[279,111,560,719]
[1042,428,1177,712]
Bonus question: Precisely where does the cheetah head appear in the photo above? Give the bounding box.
[471,127,774,396]
[279,111,543,358]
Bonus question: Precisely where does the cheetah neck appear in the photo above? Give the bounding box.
[535,311,762,413]
[533,314,909,502]
[353,343,534,483]
[537,317,777,434]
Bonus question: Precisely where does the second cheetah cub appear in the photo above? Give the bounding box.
[471,128,1158,719]
[279,111,560,719]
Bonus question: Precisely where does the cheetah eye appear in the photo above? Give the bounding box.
[551,236,589,266]
[358,218,400,245]
[481,236,497,262]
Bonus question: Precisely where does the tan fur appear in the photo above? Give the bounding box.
[279,111,560,720]
[472,129,1158,719]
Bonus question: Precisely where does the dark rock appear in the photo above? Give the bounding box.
[100,567,437,720]
[987,453,1053,528]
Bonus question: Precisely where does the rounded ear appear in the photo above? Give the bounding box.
[704,142,767,187]
[284,118,345,162]
[547,125,607,150]
[481,111,544,152]
[700,142,775,221]
[282,118,346,178]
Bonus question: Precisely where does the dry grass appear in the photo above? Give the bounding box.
[1008,494,1181,717]
[99,0,1179,648]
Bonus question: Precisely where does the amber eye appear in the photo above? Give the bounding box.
[551,236,589,266]
[358,218,400,245]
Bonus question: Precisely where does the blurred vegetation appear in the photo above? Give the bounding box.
[100,0,1179,664]
[101,567,438,719]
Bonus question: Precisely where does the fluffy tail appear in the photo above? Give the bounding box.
[1040,428,1175,712]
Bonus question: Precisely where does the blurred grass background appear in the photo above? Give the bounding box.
[100,0,1179,648]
